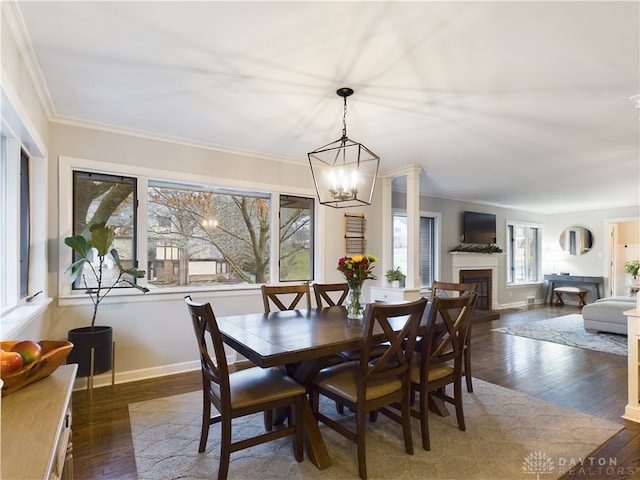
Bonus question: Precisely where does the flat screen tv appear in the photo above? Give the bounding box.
[463,211,496,244]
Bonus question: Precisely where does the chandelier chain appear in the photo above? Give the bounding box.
[342,95,348,138]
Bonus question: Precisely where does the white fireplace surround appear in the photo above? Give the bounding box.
[451,252,500,310]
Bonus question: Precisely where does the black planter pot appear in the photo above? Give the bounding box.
[67,326,113,377]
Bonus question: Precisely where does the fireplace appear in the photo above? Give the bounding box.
[459,269,491,310]
[451,252,499,310]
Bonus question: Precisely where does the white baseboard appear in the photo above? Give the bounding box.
[72,360,201,391]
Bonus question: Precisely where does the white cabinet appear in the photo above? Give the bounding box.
[1,364,77,479]
[369,286,421,302]
[624,308,640,423]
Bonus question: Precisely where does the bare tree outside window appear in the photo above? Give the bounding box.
[147,182,271,286]
[279,195,313,282]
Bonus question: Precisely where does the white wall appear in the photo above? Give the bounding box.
[544,208,640,301]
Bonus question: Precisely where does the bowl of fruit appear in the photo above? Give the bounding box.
[0,340,74,397]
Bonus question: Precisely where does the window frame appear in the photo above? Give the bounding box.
[391,209,441,289]
[58,156,318,299]
[1,86,49,332]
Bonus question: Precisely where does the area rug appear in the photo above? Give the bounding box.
[130,379,622,480]
[491,314,627,356]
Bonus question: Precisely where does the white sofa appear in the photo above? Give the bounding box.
[582,296,636,335]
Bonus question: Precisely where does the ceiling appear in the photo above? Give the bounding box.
[9,1,640,214]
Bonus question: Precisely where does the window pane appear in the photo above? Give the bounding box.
[392,214,408,275]
[527,227,540,282]
[72,171,137,290]
[508,223,540,284]
[419,216,435,287]
[0,135,8,307]
[279,195,313,282]
[147,181,270,287]
[19,150,29,298]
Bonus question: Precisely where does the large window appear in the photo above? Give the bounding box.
[1,138,33,308]
[64,163,315,291]
[392,212,438,288]
[507,222,541,284]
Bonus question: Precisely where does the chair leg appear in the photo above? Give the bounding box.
[293,396,304,462]
[464,325,473,393]
[264,409,273,431]
[401,394,414,455]
[217,417,232,480]
[356,407,367,480]
[420,388,430,451]
[454,379,466,431]
[199,395,211,452]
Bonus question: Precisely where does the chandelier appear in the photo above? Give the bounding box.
[308,87,380,208]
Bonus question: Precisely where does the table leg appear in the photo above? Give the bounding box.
[301,399,332,469]
[428,394,450,417]
[286,357,343,470]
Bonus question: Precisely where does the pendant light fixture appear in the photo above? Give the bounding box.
[308,87,380,208]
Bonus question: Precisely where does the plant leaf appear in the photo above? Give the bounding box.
[64,235,90,258]
[66,258,87,284]
[90,223,115,257]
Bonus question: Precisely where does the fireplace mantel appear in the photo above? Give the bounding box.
[450,252,500,309]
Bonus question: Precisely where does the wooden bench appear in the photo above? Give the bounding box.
[554,286,588,308]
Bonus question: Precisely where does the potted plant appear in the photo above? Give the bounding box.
[65,222,148,377]
[384,267,406,288]
[626,260,640,284]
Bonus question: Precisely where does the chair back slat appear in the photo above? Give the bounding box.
[313,282,349,307]
[359,298,428,387]
[185,295,230,400]
[430,281,478,301]
[261,283,311,312]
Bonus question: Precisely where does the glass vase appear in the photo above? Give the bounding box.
[346,282,365,321]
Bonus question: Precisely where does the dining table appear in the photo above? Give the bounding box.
[215,304,445,470]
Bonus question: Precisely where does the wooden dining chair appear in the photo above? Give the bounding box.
[310,297,428,480]
[312,281,383,415]
[261,282,311,312]
[429,281,478,392]
[184,296,305,480]
[312,282,349,308]
[411,293,477,451]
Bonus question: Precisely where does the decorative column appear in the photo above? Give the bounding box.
[406,166,421,290]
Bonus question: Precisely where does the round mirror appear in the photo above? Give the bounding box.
[559,226,593,255]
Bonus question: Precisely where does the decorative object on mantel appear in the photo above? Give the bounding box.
[308,87,380,208]
[625,260,640,283]
[64,222,148,378]
[337,254,378,321]
[384,267,406,288]
[0,340,73,396]
[450,244,503,253]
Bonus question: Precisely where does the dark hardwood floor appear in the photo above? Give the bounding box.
[71,305,640,479]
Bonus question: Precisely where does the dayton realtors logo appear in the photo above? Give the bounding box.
[522,452,636,478]
[522,452,554,479]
